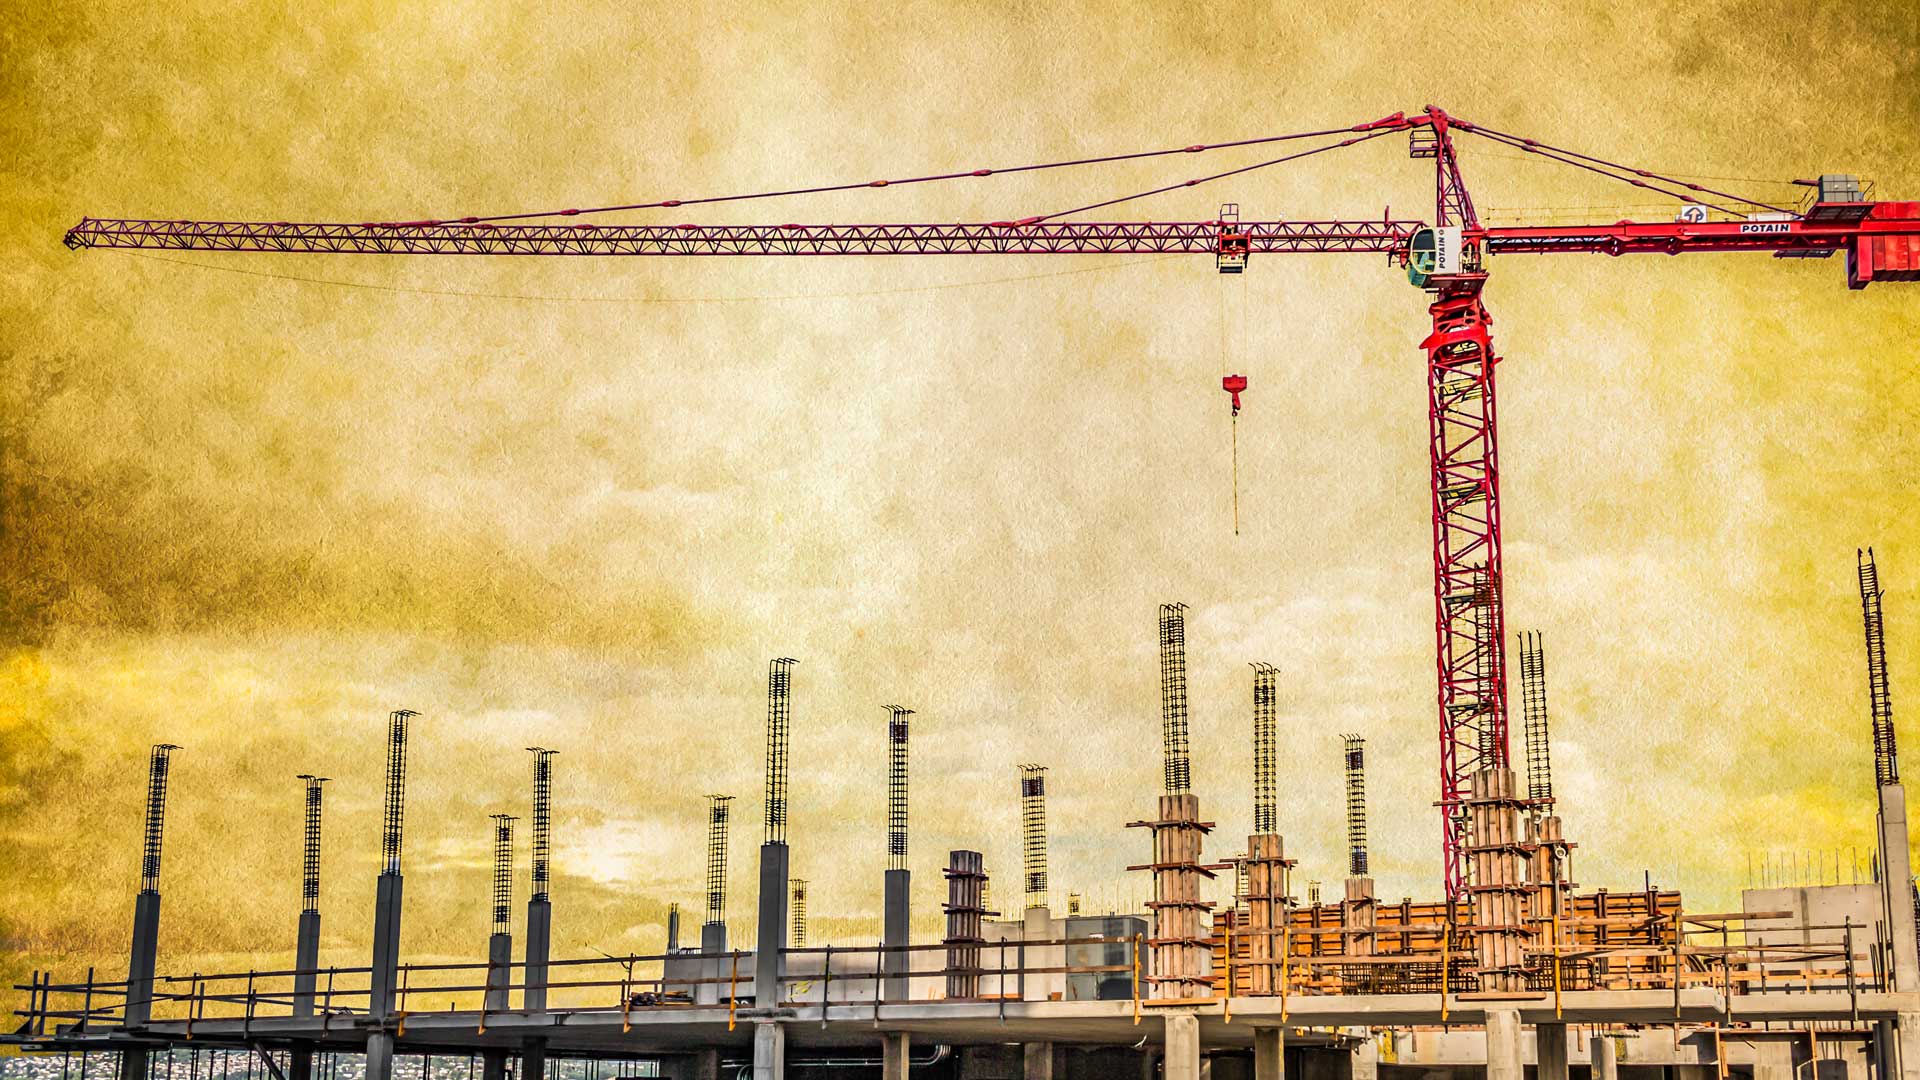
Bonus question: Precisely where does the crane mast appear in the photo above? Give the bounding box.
[59,107,1920,898]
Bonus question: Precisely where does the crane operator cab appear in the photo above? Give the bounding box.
[1406,226,1472,289]
[1216,203,1250,273]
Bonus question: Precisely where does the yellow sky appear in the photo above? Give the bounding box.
[3,0,1919,998]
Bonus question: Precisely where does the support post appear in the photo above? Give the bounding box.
[480,1051,506,1080]
[1879,786,1919,991]
[485,933,512,1012]
[1164,1012,1201,1080]
[1485,1010,1522,1080]
[288,1047,314,1080]
[366,1032,396,1080]
[756,842,790,1006]
[884,867,910,1001]
[1536,1023,1568,1080]
[880,1033,909,1080]
[1589,1033,1617,1080]
[523,898,551,1011]
[1024,1042,1054,1080]
[521,1038,547,1080]
[1349,1035,1378,1080]
[368,873,403,1018]
[125,892,161,1026]
[1896,1011,1920,1080]
[1254,1027,1284,1080]
[753,1020,785,1080]
[293,911,321,1018]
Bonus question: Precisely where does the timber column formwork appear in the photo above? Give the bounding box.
[1241,663,1289,997]
[1128,604,1222,1000]
[942,850,987,999]
[1467,766,1529,991]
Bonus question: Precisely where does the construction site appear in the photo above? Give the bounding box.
[10,105,1920,1080]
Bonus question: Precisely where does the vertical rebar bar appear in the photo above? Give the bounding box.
[790,879,807,947]
[885,707,912,871]
[1158,603,1192,795]
[297,775,329,914]
[140,745,181,894]
[1518,631,1554,805]
[704,795,734,927]
[489,815,516,935]
[382,711,417,875]
[525,748,555,901]
[765,659,797,844]
[1251,663,1277,835]
[1343,735,1369,878]
[1019,765,1049,909]
[1861,549,1899,786]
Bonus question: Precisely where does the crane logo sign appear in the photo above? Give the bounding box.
[1740,221,1792,234]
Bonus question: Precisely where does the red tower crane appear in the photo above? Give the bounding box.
[63,105,1920,899]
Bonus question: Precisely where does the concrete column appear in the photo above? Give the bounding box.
[881,1033,909,1080]
[366,1031,396,1080]
[696,922,728,1006]
[1879,786,1919,992]
[369,873,404,1018]
[752,1020,785,1080]
[884,868,911,1001]
[1165,1011,1201,1080]
[1589,1034,1617,1080]
[289,1048,314,1080]
[125,891,161,1025]
[485,933,513,1012]
[117,1048,148,1080]
[523,898,551,1011]
[1349,1037,1378,1080]
[1753,1040,1793,1080]
[755,843,789,1007]
[522,1039,547,1080]
[481,1050,507,1080]
[694,1048,721,1080]
[1896,1011,1920,1080]
[1537,1023,1569,1080]
[1255,1027,1284,1080]
[1485,1010,1522,1080]
[1024,1042,1054,1080]
[293,910,321,1017]
[667,906,681,952]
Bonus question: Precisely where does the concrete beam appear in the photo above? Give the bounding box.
[1485,1009,1522,1080]
[1165,1012,1201,1080]
[1537,1022,1568,1080]
[1254,1027,1283,1080]
[752,1020,785,1080]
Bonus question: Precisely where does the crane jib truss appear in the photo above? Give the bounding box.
[62,107,1920,899]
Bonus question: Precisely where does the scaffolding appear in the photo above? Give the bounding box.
[381,710,417,875]
[765,658,796,844]
[140,744,181,894]
[297,774,328,915]
[526,747,555,902]
[1020,765,1049,909]
[886,706,912,871]
[1861,549,1899,787]
[1250,663,1277,835]
[704,795,733,928]
[489,815,517,935]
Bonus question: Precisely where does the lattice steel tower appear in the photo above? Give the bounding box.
[1861,549,1900,786]
[1343,735,1369,878]
[1517,632,1554,806]
[381,710,417,875]
[297,775,330,913]
[887,706,913,870]
[489,815,517,935]
[765,658,797,843]
[140,744,182,894]
[704,795,734,927]
[1020,765,1049,908]
[1158,603,1192,794]
[526,747,556,901]
[1250,663,1278,835]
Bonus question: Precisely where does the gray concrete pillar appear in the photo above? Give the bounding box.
[1255,1028,1284,1080]
[117,1048,148,1080]
[697,922,728,1006]
[523,899,551,1011]
[366,1031,396,1080]
[1753,1040,1793,1080]
[522,1039,547,1080]
[884,868,911,1001]
[289,1048,314,1080]
[485,933,513,1012]
[1140,1049,1161,1080]
[481,1050,507,1080]
[881,1033,909,1080]
[1537,1023,1569,1080]
[293,910,321,1017]
[694,1048,721,1080]
[1024,1042,1055,1080]
[1880,786,1919,992]
[1589,1034,1617,1080]
[1165,1011,1201,1080]
[369,873,404,1018]
[125,891,161,1026]
[752,1020,785,1080]
[755,843,789,1007]
[1896,1011,1920,1080]
[1349,1037,1378,1080]
[1485,1010,1522,1080]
